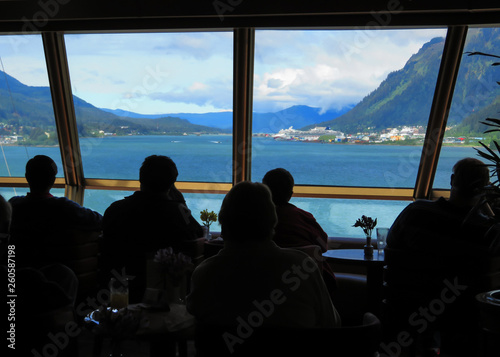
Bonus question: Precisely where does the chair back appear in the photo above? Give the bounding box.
[14,229,102,300]
[195,312,381,357]
[180,237,206,266]
[382,246,494,355]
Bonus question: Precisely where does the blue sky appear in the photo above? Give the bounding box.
[0,29,446,114]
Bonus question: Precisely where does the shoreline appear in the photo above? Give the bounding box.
[1,132,482,149]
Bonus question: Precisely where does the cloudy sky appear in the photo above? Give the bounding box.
[0,29,446,114]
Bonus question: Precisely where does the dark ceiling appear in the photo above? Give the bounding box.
[0,0,499,32]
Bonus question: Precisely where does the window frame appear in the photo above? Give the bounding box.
[0,24,481,207]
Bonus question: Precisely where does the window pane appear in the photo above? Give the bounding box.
[64,32,233,182]
[83,189,134,216]
[0,35,61,178]
[252,29,446,188]
[436,27,500,189]
[83,189,225,232]
[290,197,409,238]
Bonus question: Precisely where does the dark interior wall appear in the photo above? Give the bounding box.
[0,0,499,32]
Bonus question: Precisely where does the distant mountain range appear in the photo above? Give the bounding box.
[102,105,352,133]
[0,27,499,145]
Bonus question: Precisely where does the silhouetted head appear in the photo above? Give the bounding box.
[0,194,11,234]
[450,157,489,199]
[139,155,178,193]
[25,155,57,193]
[262,168,294,206]
[219,181,277,242]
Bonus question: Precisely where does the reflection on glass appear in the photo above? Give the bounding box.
[84,190,407,237]
[83,189,225,231]
[252,29,447,187]
[286,197,409,238]
[64,32,233,182]
[0,34,60,177]
[83,189,134,216]
[436,27,500,189]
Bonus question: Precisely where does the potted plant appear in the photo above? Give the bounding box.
[200,209,218,240]
[467,52,500,214]
[353,215,377,257]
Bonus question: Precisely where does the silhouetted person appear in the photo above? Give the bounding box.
[386,157,500,357]
[263,168,337,294]
[187,181,341,329]
[9,155,102,268]
[387,157,498,252]
[102,155,203,302]
[0,194,11,264]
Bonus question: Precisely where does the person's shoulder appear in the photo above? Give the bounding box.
[8,195,25,205]
[105,193,136,210]
[411,198,438,207]
[279,203,311,217]
[279,246,312,263]
[51,196,86,208]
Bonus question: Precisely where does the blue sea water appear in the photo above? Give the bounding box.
[0,135,481,237]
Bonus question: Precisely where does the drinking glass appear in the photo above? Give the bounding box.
[109,277,129,310]
[376,228,389,254]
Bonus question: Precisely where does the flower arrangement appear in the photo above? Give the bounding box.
[154,247,193,286]
[353,215,377,257]
[200,209,218,229]
[353,215,377,238]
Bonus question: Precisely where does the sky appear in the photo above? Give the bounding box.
[0,29,446,114]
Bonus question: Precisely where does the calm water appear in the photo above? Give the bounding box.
[0,135,482,237]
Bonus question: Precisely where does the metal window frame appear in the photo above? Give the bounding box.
[0,25,476,204]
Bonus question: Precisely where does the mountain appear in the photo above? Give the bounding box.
[306,28,500,134]
[101,108,234,129]
[0,71,227,145]
[102,105,352,132]
[447,28,500,135]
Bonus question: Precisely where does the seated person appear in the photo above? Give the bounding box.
[262,168,336,293]
[0,194,11,264]
[387,157,499,253]
[187,181,341,329]
[102,155,203,302]
[9,155,102,268]
[386,157,500,356]
[14,264,78,356]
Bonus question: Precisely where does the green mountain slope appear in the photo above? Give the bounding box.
[308,28,500,134]
[0,71,225,145]
[448,28,500,135]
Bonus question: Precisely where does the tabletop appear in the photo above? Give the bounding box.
[85,303,195,337]
[322,249,385,264]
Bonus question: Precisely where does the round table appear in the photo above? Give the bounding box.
[84,303,195,356]
[323,249,385,315]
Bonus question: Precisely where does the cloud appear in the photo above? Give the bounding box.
[0,29,447,114]
[146,77,233,113]
[252,29,447,113]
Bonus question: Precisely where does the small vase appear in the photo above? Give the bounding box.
[203,226,212,240]
[364,235,374,257]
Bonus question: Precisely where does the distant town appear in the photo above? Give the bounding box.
[254,125,484,145]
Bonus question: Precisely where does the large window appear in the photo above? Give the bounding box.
[64,32,234,182]
[0,35,61,178]
[252,29,447,189]
[1,26,498,237]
